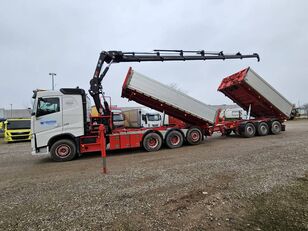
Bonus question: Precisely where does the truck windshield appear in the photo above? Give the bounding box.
[113,114,124,122]
[147,114,161,121]
[7,120,31,130]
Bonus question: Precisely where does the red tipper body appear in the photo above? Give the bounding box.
[122,67,218,127]
[218,67,293,120]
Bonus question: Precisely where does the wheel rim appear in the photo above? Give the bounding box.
[190,131,200,142]
[148,137,158,149]
[272,124,280,133]
[56,144,71,158]
[260,125,267,134]
[170,135,180,145]
[246,126,254,135]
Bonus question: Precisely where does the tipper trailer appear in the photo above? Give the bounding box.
[31,49,261,161]
[218,67,293,137]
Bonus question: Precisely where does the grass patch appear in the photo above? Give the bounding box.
[239,173,308,231]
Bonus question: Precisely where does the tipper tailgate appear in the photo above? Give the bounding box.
[218,67,293,120]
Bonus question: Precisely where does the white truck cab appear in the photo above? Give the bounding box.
[31,88,91,160]
[122,108,163,128]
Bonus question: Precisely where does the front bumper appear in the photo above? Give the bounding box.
[31,146,49,155]
[31,134,49,155]
[4,133,31,142]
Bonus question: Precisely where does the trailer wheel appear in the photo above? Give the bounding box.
[50,139,77,162]
[257,122,269,136]
[186,127,202,145]
[143,132,162,152]
[242,123,256,138]
[271,121,281,135]
[165,130,184,149]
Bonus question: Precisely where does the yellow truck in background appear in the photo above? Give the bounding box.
[0,120,3,131]
[0,120,4,138]
[4,118,31,142]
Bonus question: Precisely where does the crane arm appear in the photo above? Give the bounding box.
[89,50,260,115]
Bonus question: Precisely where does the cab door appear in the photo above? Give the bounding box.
[32,97,63,148]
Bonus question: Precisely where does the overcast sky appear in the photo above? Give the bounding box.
[1,0,307,110]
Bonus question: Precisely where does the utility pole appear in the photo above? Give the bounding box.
[49,73,57,90]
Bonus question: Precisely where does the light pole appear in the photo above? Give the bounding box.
[10,104,12,118]
[49,73,57,90]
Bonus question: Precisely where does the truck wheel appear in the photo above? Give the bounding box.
[50,139,77,162]
[143,133,162,152]
[165,130,184,149]
[186,127,202,145]
[271,121,281,135]
[257,122,269,136]
[243,123,256,138]
[225,129,232,136]
[234,129,240,136]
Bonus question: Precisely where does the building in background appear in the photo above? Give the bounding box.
[0,108,31,119]
[296,107,308,119]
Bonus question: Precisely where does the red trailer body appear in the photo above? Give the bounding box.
[218,68,292,121]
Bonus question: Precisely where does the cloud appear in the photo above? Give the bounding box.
[0,0,307,110]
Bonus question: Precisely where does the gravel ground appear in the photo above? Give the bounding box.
[0,120,307,230]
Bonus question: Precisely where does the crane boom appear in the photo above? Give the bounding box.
[89,50,260,115]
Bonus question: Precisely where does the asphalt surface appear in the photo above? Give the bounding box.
[0,120,307,230]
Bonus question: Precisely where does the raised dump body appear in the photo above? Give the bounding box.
[122,67,218,126]
[218,67,293,120]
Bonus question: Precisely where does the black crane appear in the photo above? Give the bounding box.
[89,50,260,115]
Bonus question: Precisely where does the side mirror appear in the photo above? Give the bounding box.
[38,97,45,102]
[142,114,147,124]
[31,112,36,116]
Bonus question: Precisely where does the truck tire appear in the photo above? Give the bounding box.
[271,121,281,135]
[142,132,162,152]
[242,123,256,138]
[50,139,77,162]
[257,122,269,136]
[225,129,232,136]
[186,127,202,145]
[165,130,184,149]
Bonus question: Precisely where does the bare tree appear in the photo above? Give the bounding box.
[168,82,188,94]
[303,103,308,114]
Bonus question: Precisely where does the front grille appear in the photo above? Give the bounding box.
[12,136,29,140]
[11,132,30,135]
